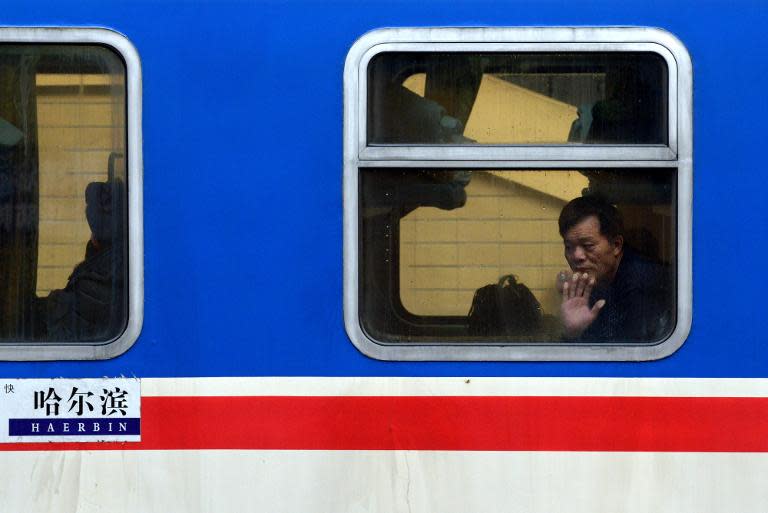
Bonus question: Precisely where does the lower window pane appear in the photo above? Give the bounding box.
[359,168,676,344]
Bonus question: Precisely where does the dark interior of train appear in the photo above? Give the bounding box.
[0,46,128,343]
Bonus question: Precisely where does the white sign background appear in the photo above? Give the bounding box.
[0,378,141,443]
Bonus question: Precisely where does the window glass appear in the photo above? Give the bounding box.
[359,168,676,343]
[0,45,127,343]
[368,53,668,145]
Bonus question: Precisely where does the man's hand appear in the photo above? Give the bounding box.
[555,270,573,295]
[559,271,605,338]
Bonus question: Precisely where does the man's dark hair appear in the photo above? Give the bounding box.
[558,195,624,240]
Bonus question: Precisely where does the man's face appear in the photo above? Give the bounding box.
[563,215,623,285]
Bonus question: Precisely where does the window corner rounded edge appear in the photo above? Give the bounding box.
[343,306,395,362]
[344,28,398,81]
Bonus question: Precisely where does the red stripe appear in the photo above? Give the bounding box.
[3,395,768,452]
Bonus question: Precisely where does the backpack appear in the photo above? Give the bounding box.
[467,275,542,337]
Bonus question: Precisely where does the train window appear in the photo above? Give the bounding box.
[344,28,692,361]
[0,29,142,360]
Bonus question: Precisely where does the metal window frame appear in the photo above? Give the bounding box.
[0,27,144,361]
[343,27,692,361]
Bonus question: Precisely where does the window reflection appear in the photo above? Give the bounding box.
[368,53,668,145]
[359,168,676,343]
[0,46,127,343]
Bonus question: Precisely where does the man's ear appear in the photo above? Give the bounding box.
[612,235,624,255]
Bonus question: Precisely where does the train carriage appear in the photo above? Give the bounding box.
[0,1,767,511]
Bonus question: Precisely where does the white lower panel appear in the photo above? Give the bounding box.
[2,450,767,513]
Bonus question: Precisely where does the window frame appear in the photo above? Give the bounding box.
[343,27,692,361]
[0,27,143,361]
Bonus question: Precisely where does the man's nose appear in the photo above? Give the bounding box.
[571,246,586,261]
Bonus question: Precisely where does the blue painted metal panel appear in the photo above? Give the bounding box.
[0,0,766,378]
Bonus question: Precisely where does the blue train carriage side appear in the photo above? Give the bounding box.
[0,1,767,512]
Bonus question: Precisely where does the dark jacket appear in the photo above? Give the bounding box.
[37,241,126,341]
[579,248,673,342]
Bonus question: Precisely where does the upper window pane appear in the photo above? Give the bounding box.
[368,52,668,145]
[0,44,128,343]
